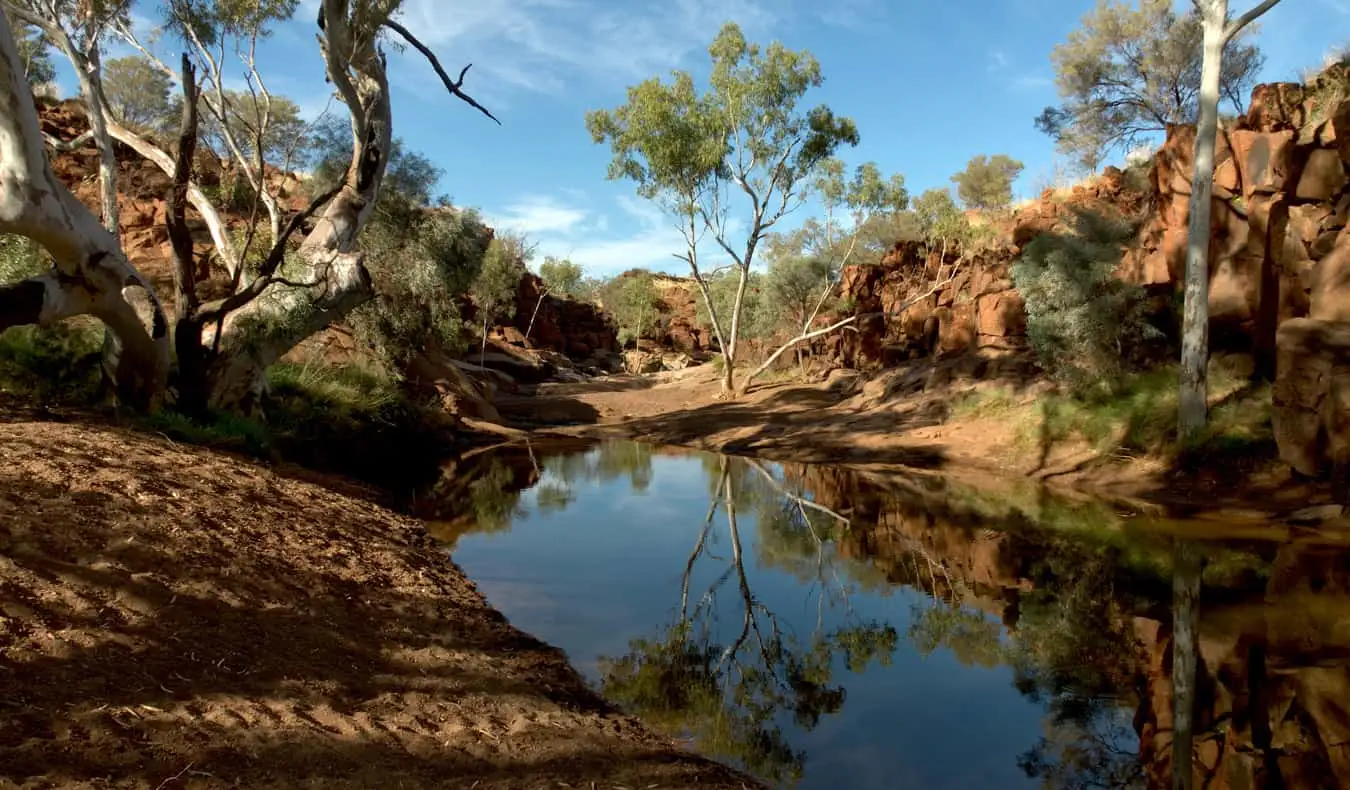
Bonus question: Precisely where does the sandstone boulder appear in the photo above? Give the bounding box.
[1272,318,1350,478]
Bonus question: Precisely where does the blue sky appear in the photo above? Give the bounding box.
[50,0,1349,277]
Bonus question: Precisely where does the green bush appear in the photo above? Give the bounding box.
[350,205,493,368]
[1011,208,1163,396]
[0,320,105,404]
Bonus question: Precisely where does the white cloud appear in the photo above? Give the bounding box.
[494,195,590,236]
[485,190,759,278]
[987,49,1008,70]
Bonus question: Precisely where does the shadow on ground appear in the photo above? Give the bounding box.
[0,415,759,789]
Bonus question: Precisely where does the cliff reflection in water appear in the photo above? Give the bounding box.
[420,440,1350,790]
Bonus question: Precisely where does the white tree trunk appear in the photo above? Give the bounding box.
[1177,0,1227,441]
[1178,0,1282,441]
[104,117,242,277]
[195,0,390,412]
[722,263,751,394]
[0,13,168,408]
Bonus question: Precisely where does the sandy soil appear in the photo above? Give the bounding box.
[505,364,1337,519]
[0,397,760,790]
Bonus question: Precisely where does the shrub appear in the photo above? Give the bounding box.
[0,319,105,404]
[349,205,493,369]
[1011,208,1163,395]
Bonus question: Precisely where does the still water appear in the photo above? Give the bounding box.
[420,440,1350,790]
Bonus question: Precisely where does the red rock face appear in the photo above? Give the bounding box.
[505,273,618,359]
[828,79,1349,474]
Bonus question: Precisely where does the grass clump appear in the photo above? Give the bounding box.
[947,363,1273,463]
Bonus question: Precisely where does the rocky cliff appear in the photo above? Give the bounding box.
[832,68,1350,479]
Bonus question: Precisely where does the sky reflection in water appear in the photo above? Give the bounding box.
[428,440,1345,790]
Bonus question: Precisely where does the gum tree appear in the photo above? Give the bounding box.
[588,21,859,395]
[740,159,907,391]
[0,0,500,412]
[1035,0,1265,171]
[1173,7,1282,789]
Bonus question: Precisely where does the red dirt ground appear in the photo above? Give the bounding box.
[0,398,761,790]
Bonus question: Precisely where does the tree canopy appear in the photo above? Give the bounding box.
[950,154,1024,210]
[1035,0,1264,170]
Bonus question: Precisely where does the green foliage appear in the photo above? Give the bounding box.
[603,271,662,347]
[201,89,310,169]
[911,188,970,254]
[1035,0,1265,169]
[766,255,833,331]
[162,0,300,48]
[350,205,493,369]
[11,19,54,86]
[951,154,1024,210]
[0,232,45,283]
[471,233,528,328]
[140,408,272,454]
[102,55,175,133]
[1010,208,1160,393]
[694,270,775,341]
[538,255,584,298]
[1303,46,1350,134]
[0,237,99,404]
[0,320,105,404]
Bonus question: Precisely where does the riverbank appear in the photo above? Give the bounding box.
[508,361,1341,522]
[0,400,761,789]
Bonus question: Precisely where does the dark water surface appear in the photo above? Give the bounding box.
[420,440,1350,790]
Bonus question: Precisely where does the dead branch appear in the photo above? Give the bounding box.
[381,19,500,125]
[740,266,963,392]
[167,53,199,319]
[42,129,95,151]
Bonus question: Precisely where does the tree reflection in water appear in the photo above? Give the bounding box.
[598,455,898,785]
[435,441,1348,789]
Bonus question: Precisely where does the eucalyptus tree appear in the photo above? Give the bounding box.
[0,0,499,412]
[1176,0,1281,444]
[741,159,907,391]
[588,21,859,395]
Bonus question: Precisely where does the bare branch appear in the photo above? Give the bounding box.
[42,129,95,151]
[1224,0,1281,42]
[382,18,501,124]
[193,182,344,324]
[740,267,963,392]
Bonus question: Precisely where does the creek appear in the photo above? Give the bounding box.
[414,439,1350,789]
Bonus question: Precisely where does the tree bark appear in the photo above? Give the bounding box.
[1177,0,1227,442]
[104,117,241,277]
[0,12,168,409]
[193,0,391,412]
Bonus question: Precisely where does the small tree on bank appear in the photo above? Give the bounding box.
[740,159,908,391]
[471,235,528,365]
[525,255,584,341]
[606,271,661,351]
[587,21,859,396]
